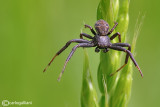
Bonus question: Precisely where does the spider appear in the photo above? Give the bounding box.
[43,19,143,81]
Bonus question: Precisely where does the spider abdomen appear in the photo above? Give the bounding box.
[97,36,111,48]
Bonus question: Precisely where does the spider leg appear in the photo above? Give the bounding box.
[107,22,118,35]
[112,43,131,65]
[57,43,95,81]
[110,32,121,42]
[108,45,143,77]
[80,33,94,39]
[95,47,100,53]
[110,43,130,76]
[84,24,97,35]
[43,39,90,72]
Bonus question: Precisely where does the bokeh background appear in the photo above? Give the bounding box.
[0,0,159,107]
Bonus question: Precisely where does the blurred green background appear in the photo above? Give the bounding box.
[0,0,159,107]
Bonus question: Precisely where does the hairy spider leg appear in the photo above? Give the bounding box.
[80,33,94,39]
[43,39,90,72]
[84,24,97,35]
[109,45,143,77]
[110,32,121,43]
[57,43,95,81]
[107,22,118,35]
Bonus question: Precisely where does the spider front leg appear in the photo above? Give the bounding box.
[80,33,93,39]
[109,45,143,77]
[84,24,97,35]
[110,32,121,43]
[107,22,118,35]
[57,43,95,81]
[43,39,90,72]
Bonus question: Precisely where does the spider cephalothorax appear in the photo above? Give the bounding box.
[43,19,143,81]
[95,19,109,36]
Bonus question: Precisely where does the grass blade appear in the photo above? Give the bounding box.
[81,49,99,107]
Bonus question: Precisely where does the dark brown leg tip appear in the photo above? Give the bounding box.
[136,66,143,78]
[43,66,48,72]
[43,69,46,72]
[141,73,143,78]
[110,73,114,77]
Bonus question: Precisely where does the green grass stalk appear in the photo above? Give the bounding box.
[81,49,99,107]
[97,0,132,107]
[81,0,141,106]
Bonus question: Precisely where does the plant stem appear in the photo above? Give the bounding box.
[97,0,132,107]
[81,49,99,107]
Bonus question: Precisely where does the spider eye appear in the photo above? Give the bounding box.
[95,24,100,26]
